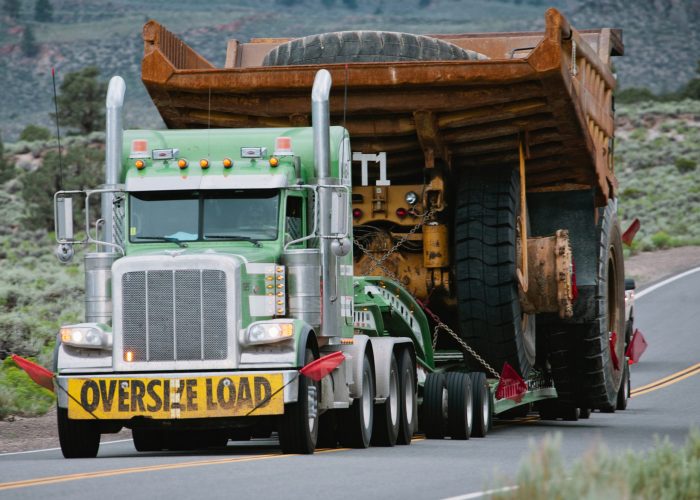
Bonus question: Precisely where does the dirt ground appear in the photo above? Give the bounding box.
[2,246,700,454]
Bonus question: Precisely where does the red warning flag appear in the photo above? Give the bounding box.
[495,362,528,402]
[622,219,641,246]
[609,331,620,371]
[626,329,648,364]
[300,351,345,382]
[11,355,55,393]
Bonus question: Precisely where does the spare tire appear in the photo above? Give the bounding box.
[262,31,487,66]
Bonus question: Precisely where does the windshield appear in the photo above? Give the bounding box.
[129,190,280,243]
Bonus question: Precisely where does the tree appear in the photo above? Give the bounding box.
[0,133,13,184]
[54,67,106,135]
[3,0,20,19]
[34,0,53,22]
[19,124,51,142]
[21,24,39,57]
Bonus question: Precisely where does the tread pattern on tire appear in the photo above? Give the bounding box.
[58,407,100,458]
[422,372,446,439]
[262,31,487,66]
[468,372,490,438]
[446,372,472,440]
[396,349,417,445]
[455,167,533,376]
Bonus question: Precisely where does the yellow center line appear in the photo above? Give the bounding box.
[631,364,700,398]
[631,363,700,394]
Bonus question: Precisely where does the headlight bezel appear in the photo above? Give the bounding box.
[245,321,295,345]
[59,324,112,350]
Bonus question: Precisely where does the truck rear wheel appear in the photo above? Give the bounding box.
[279,348,319,454]
[338,353,374,448]
[396,349,417,445]
[57,407,100,458]
[132,428,165,452]
[446,372,473,440]
[422,372,447,439]
[468,372,491,437]
[262,31,485,67]
[372,354,400,446]
[455,167,535,377]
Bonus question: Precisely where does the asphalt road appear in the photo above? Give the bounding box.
[2,268,699,500]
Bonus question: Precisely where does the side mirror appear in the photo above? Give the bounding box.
[624,278,636,291]
[56,196,74,241]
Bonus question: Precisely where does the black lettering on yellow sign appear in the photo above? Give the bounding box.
[74,375,282,418]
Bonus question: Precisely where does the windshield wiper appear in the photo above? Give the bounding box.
[205,234,262,247]
[134,236,189,248]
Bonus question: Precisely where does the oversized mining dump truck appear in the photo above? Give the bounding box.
[139,7,628,419]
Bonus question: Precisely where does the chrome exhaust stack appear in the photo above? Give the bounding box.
[102,76,125,249]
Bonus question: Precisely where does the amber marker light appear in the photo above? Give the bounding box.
[200,159,210,169]
[125,351,134,362]
[135,159,145,170]
[223,158,233,169]
[178,159,188,169]
[269,157,279,167]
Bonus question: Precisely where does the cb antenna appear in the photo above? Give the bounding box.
[51,67,64,188]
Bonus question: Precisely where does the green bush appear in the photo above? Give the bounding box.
[493,430,700,500]
[0,357,55,419]
[19,124,51,142]
[675,157,697,173]
[651,230,672,249]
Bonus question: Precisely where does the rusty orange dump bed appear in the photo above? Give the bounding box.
[141,8,623,203]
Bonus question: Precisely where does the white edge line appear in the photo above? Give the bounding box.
[441,485,518,500]
[635,266,700,299]
[0,438,133,457]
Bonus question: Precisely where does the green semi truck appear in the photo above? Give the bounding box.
[53,9,632,458]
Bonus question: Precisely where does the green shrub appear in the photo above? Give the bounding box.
[493,430,700,500]
[19,124,51,142]
[675,157,697,173]
[0,357,55,419]
[651,230,672,249]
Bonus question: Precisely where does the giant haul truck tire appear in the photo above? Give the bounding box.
[279,348,319,454]
[262,31,485,67]
[57,407,100,458]
[455,167,535,377]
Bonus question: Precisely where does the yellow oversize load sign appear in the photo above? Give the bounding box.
[67,374,284,420]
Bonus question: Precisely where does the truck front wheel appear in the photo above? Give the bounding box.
[57,407,100,458]
[279,348,319,454]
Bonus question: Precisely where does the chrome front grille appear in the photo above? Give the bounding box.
[122,269,228,362]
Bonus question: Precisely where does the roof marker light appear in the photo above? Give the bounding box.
[223,158,233,168]
[178,159,189,169]
[135,159,145,170]
[269,157,279,168]
[200,159,209,169]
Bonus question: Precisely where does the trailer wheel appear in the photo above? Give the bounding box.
[617,362,630,410]
[279,348,319,454]
[372,354,400,446]
[338,353,375,448]
[262,31,486,67]
[422,372,447,439]
[132,428,165,452]
[455,167,535,377]
[468,372,491,437]
[396,349,417,445]
[57,407,100,458]
[446,372,473,440]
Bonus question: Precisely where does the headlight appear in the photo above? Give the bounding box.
[246,322,294,345]
[60,324,112,350]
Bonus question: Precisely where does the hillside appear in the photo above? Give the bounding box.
[0,0,699,140]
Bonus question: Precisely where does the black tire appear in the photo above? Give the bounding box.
[338,353,374,448]
[468,372,491,437]
[57,407,100,458]
[279,348,319,454]
[446,372,473,440]
[262,31,486,67]
[617,362,630,411]
[133,428,166,452]
[455,167,535,377]
[372,354,400,446]
[396,349,417,445]
[422,372,447,439]
[579,407,591,419]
